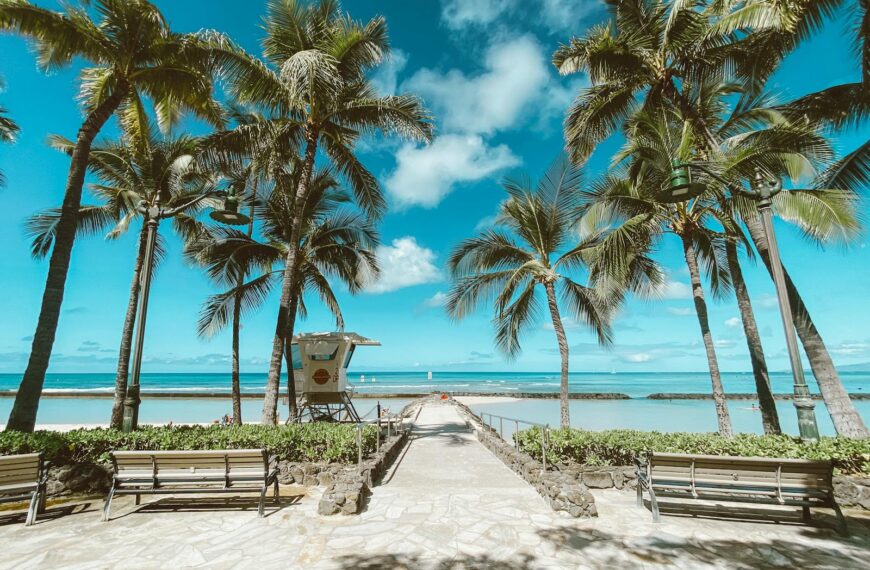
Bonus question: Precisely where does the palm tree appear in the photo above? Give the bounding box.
[447,158,657,428]
[27,130,218,429]
[554,0,868,438]
[190,167,379,422]
[0,0,222,432]
[204,0,432,424]
[0,76,19,188]
[588,113,738,436]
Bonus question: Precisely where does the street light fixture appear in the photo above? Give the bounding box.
[209,188,251,226]
[662,161,820,443]
[122,189,245,432]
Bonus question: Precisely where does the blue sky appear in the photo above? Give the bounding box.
[0,0,868,375]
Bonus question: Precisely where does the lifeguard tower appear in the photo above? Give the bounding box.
[289,332,379,422]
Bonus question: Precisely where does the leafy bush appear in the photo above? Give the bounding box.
[515,428,870,475]
[0,423,379,466]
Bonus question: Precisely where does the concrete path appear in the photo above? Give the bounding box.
[0,399,868,569]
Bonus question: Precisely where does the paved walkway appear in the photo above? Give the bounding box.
[0,400,868,568]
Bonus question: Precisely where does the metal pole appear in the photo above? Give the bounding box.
[754,173,820,442]
[122,207,160,433]
[499,417,503,440]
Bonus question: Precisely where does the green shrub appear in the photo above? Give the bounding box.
[0,423,379,466]
[515,428,870,475]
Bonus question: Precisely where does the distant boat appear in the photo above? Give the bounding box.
[427,371,433,380]
[360,374,366,383]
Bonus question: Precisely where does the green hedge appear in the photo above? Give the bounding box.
[515,428,870,475]
[0,423,379,466]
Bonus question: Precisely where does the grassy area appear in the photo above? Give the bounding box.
[516,428,870,475]
[0,423,379,465]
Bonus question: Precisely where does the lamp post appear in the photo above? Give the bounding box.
[121,189,250,432]
[662,161,820,443]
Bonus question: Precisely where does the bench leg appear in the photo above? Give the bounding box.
[25,491,39,527]
[648,486,661,523]
[829,495,849,537]
[258,485,268,517]
[273,479,279,504]
[134,494,140,506]
[37,483,47,515]
[636,481,643,508]
[102,485,116,522]
[802,505,811,522]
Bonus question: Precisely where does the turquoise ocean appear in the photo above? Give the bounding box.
[1,371,868,436]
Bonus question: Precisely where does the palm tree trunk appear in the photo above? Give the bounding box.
[744,216,869,438]
[681,235,733,437]
[6,84,128,432]
[544,281,571,429]
[230,290,243,425]
[283,292,300,422]
[262,126,318,425]
[229,177,258,427]
[110,224,148,429]
[726,240,781,434]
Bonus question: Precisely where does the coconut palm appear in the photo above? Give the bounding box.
[27,130,219,429]
[447,158,658,428]
[588,113,738,436]
[190,168,379,423]
[0,0,223,432]
[554,0,868,438]
[0,76,19,188]
[203,0,432,424]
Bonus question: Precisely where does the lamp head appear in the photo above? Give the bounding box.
[657,161,707,203]
[210,193,251,226]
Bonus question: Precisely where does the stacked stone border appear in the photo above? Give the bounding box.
[317,398,425,515]
[451,398,597,518]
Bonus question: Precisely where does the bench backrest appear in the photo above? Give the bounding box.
[0,453,42,489]
[649,452,833,491]
[111,449,269,481]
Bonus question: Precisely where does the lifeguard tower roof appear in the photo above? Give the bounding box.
[292,332,380,346]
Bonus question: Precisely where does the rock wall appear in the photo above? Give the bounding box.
[317,429,410,516]
[452,400,597,519]
[833,476,870,510]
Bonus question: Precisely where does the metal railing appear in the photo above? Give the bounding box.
[478,411,550,471]
[354,411,406,466]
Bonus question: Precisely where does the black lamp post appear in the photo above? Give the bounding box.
[660,161,820,443]
[121,188,250,432]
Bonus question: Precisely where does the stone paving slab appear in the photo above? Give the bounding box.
[0,400,868,569]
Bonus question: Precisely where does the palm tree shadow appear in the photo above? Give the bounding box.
[328,552,536,569]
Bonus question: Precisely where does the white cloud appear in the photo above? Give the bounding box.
[724,317,742,328]
[364,237,442,294]
[385,134,519,209]
[654,279,693,300]
[405,36,551,135]
[440,0,514,28]
[715,339,737,349]
[757,294,779,310]
[539,0,600,33]
[667,307,694,316]
[423,291,448,308]
[370,49,408,96]
[829,341,870,356]
[624,353,652,363]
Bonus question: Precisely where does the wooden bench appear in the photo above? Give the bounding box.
[103,449,279,521]
[0,453,48,526]
[636,452,848,535]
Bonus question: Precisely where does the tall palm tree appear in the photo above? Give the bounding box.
[554,0,868,438]
[190,168,379,422]
[0,76,19,188]
[27,130,218,429]
[447,158,657,428]
[0,0,222,432]
[204,0,432,424]
[589,114,738,436]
